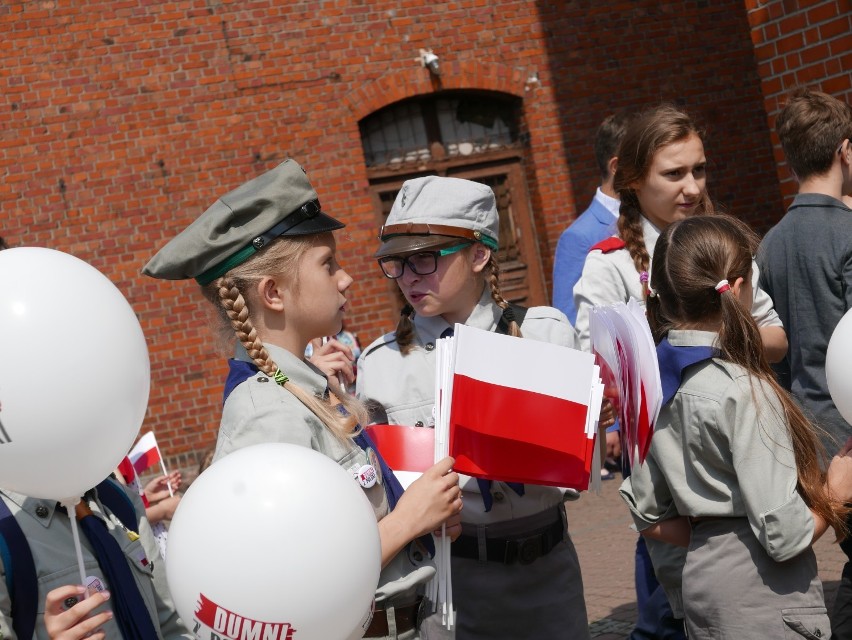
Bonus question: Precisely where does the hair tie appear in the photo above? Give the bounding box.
[502,306,516,324]
[273,368,289,385]
[715,279,731,294]
[401,303,414,317]
[647,286,657,298]
[639,271,649,284]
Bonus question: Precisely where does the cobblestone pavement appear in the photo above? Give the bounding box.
[569,474,846,639]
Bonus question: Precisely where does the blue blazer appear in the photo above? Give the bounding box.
[552,197,617,324]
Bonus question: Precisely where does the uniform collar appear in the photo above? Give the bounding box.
[0,489,60,528]
[412,287,499,343]
[594,187,620,219]
[666,329,720,349]
[234,341,328,397]
[640,215,661,257]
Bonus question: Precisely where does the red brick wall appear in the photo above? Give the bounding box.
[0,0,792,470]
[746,0,852,200]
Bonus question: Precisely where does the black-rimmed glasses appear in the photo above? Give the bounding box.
[378,243,471,279]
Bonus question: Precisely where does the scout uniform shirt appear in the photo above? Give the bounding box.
[215,343,434,621]
[572,216,782,352]
[0,486,191,640]
[356,288,580,525]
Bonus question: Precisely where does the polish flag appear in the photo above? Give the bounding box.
[128,431,162,475]
[365,424,434,489]
[442,324,603,489]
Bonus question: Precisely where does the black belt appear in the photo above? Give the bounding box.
[363,598,424,637]
[452,516,566,564]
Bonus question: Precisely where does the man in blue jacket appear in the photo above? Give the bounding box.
[552,111,632,324]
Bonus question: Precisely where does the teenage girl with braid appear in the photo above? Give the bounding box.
[144,160,463,640]
[621,214,852,639]
[572,103,787,361]
[571,104,788,639]
[356,176,592,640]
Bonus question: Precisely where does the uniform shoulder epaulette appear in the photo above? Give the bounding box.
[589,237,626,253]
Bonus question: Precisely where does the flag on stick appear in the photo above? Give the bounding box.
[129,432,162,476]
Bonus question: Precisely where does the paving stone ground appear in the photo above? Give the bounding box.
[568,474,846,639]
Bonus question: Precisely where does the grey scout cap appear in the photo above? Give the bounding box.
[375,176,500,258]
[143,159,344,285]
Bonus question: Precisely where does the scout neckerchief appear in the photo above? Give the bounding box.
[74,499,159,640]
[223,359,435,554]
[656,336,718,407]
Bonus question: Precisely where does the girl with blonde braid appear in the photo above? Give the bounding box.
[356,176,591,640]
[144,160,462,640]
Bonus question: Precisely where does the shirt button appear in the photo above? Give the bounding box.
[415,421,424,428]
[64,596,79,609]
[425,343,434,351]
[35,505,49,518]
[257,377,268,383]
[413,551,424,562]
[493,491,505,502]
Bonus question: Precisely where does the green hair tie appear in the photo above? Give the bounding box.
[273,368,289,385]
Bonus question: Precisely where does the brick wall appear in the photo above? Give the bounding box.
[0,0,794,470]
[746,0,852,199]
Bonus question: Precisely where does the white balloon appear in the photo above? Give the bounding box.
[0,248,150,502]
[826,308,852,425]
[166,443,381,640]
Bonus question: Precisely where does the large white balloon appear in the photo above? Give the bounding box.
[826,308,852,425]
[166,443,381,640]
[0,247,150,502]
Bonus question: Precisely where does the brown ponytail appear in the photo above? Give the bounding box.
[395,303,418,356]
[486,255,522,337]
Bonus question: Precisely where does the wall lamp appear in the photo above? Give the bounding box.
[419,48,441,76]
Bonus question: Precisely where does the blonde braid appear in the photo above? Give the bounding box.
[486,256,522,337]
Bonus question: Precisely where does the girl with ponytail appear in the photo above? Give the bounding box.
[144,160,462,640]
[356,176,593,640]
[622,214,852,639]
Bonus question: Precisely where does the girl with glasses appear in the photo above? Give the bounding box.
[356,175,593,640]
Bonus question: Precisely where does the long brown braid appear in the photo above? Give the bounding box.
[648,215,849,540]
[614,103,714,297]
[203,236,367,437]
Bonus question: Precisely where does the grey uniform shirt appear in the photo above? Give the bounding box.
[573,216,781,352]
[0,485,191,640]
[215,343,432,608]
[620,330,815,564]
[356,288,580,525]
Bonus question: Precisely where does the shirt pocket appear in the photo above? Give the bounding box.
[781,606,830,639]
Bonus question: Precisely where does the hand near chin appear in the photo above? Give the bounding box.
[308,338,355,388]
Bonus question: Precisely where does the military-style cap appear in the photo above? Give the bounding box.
[143,160,344,285]
[375,176,500,258]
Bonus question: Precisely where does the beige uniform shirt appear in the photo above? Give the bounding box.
[356,289,580,525]
[0,484,191,640]
[619,330,814,611]
[572,216,782,352]
[216,343,433,612]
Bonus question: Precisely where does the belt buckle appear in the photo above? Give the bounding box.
[517,535,542,565]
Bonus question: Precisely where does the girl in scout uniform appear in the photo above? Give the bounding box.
[144,160,463,640]
[620,214,852,639]
[572,103,787,359]
[355,176,592,640]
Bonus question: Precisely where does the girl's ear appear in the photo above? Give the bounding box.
[730,276,746,298]
[256,276,286,311]
[471,244,491,273]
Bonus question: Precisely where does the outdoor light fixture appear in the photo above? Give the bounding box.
[419,49,441,76]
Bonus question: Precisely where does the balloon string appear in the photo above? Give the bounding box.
[63,498,88,598]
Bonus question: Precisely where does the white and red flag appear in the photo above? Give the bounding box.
[129,431,162,475]
[437,323,604,490]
